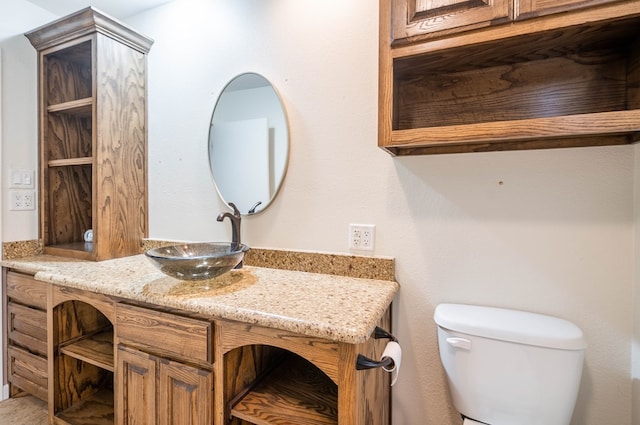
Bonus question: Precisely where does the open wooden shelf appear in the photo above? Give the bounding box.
[380,1,640,155]
[59,330,114,372]
[47,97,93,116]
[48,157,93,167]
[55,387,114,425]
[231,354,338,425]
[44,243,94,261]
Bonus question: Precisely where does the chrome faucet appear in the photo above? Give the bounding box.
[217,202,243,268]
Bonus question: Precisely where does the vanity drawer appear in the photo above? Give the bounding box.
[8,345,48,401]
[6,271,48,310]
[116,304,213,364]
[8,302,48,355]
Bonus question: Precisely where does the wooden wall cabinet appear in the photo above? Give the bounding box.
[393,0,625,44]
[25,7,153,260]
[381,0,640,155]
[4,271,48,401]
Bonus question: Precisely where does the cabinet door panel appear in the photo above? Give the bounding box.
[516,0,623,20]
[392,0,511,42]
[116,346,157,425]
[158,360,212,425]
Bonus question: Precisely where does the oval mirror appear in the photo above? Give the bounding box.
[209,73,289,215]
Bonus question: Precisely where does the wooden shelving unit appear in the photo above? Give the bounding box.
[26,7,153,260]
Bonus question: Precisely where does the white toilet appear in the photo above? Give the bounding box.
[434,303,586,425]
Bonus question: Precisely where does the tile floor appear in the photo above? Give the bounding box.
[0,395,48,425]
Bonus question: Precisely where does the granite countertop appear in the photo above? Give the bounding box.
[2,254,399,344]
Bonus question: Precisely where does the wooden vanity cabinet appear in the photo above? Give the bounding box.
[4,274,392,425]
[115,304,214,425]
[4,271,48,401]
[381,0,640,155]
[25,8,153,261]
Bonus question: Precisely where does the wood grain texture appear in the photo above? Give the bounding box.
[55,387,114,425]
[231,354,338,425]
[382,0,640,154]
[516,0,624,20]
[33,13,150,261]
[223,345,287,423]
[44,41,92,106]
[6,272,48,310]
[395,52,627,129]
[219,320,341,383]
[116,303,212,365]
[116,346,157,425]
[46,165,92,246]
[49,291,115,424]
[59,330,114,372]
[93,33,147,260]
[158,359,213,425]
[8,345,48,401]
[629,37,640,110]
[393,0,511,42]
[8,303,48,355]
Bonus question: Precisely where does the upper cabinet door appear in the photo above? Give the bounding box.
[515,0,625,20]
[392,0,512,43]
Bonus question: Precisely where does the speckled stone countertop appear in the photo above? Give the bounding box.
[2,253,399,344]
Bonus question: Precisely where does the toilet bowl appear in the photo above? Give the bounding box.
[434,303,586,425]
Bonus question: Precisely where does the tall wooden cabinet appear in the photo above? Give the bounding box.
[25,7,153,260]
[381,0,640,155]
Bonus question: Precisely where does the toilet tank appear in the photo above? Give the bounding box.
[434,304,586,425]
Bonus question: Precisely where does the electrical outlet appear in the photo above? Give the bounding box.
[22,191,35,209]
[9,190,36,211]
[349,224,375,251]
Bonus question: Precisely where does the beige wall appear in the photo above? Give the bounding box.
[2,0,638,423]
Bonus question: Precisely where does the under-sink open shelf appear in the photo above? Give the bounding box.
[59,329,114,372]
[231,354,338,425]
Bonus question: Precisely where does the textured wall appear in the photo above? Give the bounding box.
[1,0,636,422]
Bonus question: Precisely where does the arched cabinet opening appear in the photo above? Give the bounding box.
[224,344,338,425]
[52,299,115,425]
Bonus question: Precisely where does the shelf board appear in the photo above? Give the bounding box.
[59,330,114,372]
[231,355,338,425]
[48,157,93,167]
[387,110,640,155]
[47,97,92,116]
[55,387,114,425]
[44,243,94,261]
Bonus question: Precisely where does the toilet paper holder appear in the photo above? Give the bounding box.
[355,326,397,370]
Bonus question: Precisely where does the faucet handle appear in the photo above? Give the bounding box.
[248,201,262,214]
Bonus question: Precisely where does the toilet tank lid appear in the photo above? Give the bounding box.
[434,304,586,350]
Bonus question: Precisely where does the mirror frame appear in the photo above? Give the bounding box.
[208,72,290,215]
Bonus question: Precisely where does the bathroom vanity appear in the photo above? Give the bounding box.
[2,249,398,425]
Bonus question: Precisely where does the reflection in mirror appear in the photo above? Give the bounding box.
[209,73,289,215]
